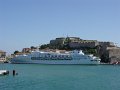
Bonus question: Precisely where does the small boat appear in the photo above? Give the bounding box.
[0,70,9,76]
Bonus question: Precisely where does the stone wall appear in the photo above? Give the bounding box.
[69,41,99,48]
[107,47,120,63]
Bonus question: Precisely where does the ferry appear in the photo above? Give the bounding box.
[10,50,101,64]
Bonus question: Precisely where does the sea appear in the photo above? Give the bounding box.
[0,64,120,90]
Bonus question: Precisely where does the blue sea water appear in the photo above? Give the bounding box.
[0,64,120,90]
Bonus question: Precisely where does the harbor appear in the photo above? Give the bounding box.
[0,63,120,90]
[0,0,120,90]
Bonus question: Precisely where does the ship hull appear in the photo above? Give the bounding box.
[10,58,100,65]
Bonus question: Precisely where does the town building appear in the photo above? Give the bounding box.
[0,50,6,62]
[22,48,31,53]
[22,47,38,53]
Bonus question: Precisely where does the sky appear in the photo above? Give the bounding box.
[0,0,120,54]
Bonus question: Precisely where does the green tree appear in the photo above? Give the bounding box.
[40,44,50,49]
[14,50,19,55]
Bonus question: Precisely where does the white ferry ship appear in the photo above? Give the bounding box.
[10,50,101,64]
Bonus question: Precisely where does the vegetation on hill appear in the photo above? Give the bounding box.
[39,44,98,56]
